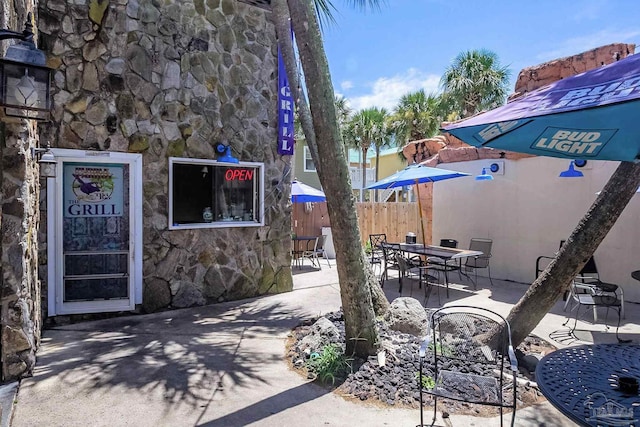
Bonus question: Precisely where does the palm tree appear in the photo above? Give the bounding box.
[349,107,391,199]
[335,95,351,128]
[440,49,510,118]
[272,0,388,358]
[335,95,352,158]
[389,89,441,145]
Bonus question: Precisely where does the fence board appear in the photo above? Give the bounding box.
[291,202,330,237]
[357,202,422,246]
[292,202,424,248]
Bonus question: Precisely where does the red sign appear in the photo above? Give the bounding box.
[225,168,254,181]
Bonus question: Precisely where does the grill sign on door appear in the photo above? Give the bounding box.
[64,165,123,217]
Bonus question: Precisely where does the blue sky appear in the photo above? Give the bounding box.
[322,0,640,112]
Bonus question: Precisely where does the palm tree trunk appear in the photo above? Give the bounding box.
[284,0,388,356]
[501,161,640,346]
[374,148,381,202]
[361,147,368,200]
[271,0,320,176]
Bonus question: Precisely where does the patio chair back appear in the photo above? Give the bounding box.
[466,238,492,268]
[559,240,599,282]
[369,233,386,262]
[418,305,518,427]
[379,242,401,287]
[301,236,330,269]
[315,235,331,268]
[464,238,494,287]
[563,281,626,342]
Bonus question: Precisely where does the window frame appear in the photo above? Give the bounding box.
[168,157,265,230]
[303,146,316,172]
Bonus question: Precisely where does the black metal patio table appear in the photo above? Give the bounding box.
[397,243,483,297]
[535,344,640,427]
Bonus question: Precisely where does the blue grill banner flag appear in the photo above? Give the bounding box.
[277,43,294,155]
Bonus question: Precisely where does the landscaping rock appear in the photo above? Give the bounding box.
[384,297,428,337]
[299,317,340,353]
[287,310,551,414]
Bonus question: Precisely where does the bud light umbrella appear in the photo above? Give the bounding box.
[365,164,470,245]
[291,180,326,203]
[443,53,640,162]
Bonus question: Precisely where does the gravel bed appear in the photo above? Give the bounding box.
[286,310,549,416]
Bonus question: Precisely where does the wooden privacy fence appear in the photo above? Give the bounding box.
[291,202,330,238]
[292,202,424,247]
[356,202,422,246]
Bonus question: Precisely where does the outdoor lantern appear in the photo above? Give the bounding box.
[475,168,494,181]
[31,146,55,177]
[559,161,584,178]
[0,13,52,121]
[37,150,55,178]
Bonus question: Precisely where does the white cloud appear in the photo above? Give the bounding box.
[340,80,354,90]
[535,29,640,63]
[344,68,441,111]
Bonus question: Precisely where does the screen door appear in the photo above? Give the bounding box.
[49,151,142,315]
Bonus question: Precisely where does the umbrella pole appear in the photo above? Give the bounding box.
[416,179,426,245]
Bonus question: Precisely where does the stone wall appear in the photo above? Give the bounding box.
[37,0,292,316]
[0,2,42,381]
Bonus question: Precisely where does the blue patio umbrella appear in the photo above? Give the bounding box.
[365,164,470,244]
[443,53,640,162]
[291,180,326,203]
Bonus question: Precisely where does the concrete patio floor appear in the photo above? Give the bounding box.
[7,260,640,426]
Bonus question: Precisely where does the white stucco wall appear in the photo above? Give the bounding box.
[433,157,640,303]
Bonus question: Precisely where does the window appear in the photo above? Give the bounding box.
[169,157,264,229]
[303,146,316,172]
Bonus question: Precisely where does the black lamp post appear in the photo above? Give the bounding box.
[0,12,52,121]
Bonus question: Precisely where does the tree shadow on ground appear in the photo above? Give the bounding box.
[197,382,329,426]
[31,299,315,410]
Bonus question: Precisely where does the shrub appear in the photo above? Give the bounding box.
[307,343,352,385]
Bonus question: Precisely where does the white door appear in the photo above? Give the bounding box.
[47,150,143,316]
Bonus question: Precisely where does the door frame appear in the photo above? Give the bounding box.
[46,149,143,316]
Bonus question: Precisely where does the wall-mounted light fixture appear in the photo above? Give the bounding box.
[475,161,504,181]
[32,145,55,177]
[0,13,52,121]
[488,162,501,174]
[573,159,588,168]
[475,168,494,181]
[559,160,584,178]
[214,142,239,164]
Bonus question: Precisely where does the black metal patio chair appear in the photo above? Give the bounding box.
[563,280,627,342]
[464,238,494,289]
[369,233,387,278]
[418,305,518,427]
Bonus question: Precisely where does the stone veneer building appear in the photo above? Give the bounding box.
[1,0,293,381]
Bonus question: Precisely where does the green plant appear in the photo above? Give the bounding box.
[307,343,352,385]
[428,341,454,357]
[416,372,435,390]
[364,240,372,255]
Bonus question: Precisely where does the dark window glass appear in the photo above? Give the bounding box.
[171,161,261,226]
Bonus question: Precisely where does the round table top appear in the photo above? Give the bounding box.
[631,270,640,282]
[535,344,640,427]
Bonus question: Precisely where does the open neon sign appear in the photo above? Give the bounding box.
[225,168,254,181]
